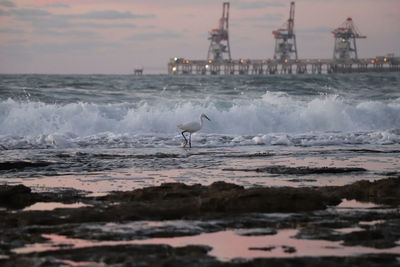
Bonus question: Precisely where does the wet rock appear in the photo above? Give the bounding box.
[1,177,398,229]
[71,221,217,241]
[102,181,341,218]
[342,230,389,248]
[0,178,399,267]
[223,165,366,175]
[175,245,212,256]
[342,219,400,248]
[3,251,400,267]
[235,228,277,236]
[3,244,216,267]
[246,254,400,267]
[382,171,399,177]
[103,182,242,202]
[282,245,296,253]
[320,177,400,205]
[226,152,274,158]
[295,226,338,240]
[288,178,317,183]
[294,219,400,249]
[0,161,52,171]
[0,184,89,210]
[248,246,276,251]
[0,184,31,197]
[0,184,36,209]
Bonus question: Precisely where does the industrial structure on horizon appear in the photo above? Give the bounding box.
[168,2,399,75]
[273,1,298,62]
[332,17,366,60]
[207,2,231,62]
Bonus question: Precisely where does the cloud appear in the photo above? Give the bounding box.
[10,8,51,17]
[0,8,9,15]
[23,15,137,30]
[296,27,332,41]
[69,10,155,20]
[79,22,136,29]
[3,7,155,22]
[9,39,122,54]
[0,0,15,8]
[252,24,278,29]
[20,14,71,28]
[0,7,52,19]
[142,25,156,29]
[130,31,182,41]
[237,1,285,9]
[3,7,151,31]
[34,29,100,38]
[297,26,332,34]
[0,28,24,34]
[41,3,70,8]
[240,13,284,22]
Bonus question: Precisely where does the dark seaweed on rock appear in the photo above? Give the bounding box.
[2,244,215,267]
[102,181,341,217]
[235,228,277,236]
[295,219,400,249]
[0,184,87,210]
[0,178,399,267]
[0,184,35,209]
[320,176,400,205]
[223,165,367,175]
[3,247,400,267]
[0,161,52,171]
[222,152,275,158]
[0,181,342,228]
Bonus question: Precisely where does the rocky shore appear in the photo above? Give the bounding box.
[1,177,399,266]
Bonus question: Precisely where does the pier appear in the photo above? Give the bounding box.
[168,57,400,75]
[167,2,400,76]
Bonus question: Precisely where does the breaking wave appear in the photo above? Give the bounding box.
[1,92,400,148]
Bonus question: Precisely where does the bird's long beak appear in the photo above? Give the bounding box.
[205,115,211,121]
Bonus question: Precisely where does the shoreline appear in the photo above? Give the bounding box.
[1,176,399,266]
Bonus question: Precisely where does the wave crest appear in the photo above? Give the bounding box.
[1,95,399,140]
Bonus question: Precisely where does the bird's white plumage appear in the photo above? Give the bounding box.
[177,113,210,148]
[177,121,201,133]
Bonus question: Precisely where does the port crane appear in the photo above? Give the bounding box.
[207,2,231,61]
[332,17,366,60]
[272,1,298,61]
[168,2,399,75]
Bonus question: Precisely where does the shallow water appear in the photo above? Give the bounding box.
[13,225,400,261]
[1,144,399,193]
[23,202,90,211]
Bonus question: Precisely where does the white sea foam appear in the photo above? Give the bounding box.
[1,94,400,148]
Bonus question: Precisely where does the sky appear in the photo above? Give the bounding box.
[0,0,399,74]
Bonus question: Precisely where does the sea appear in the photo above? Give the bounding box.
[1,73,400,193]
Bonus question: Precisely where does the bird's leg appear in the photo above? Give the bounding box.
[181,131,188,147]
[189,133,192,148]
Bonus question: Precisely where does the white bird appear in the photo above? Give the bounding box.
[177,113,211,148]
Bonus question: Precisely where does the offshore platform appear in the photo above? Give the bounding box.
[168,2,399,75]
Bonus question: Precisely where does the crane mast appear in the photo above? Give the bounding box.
[332,17,366,60]
[272,1,298,61]
[288,2,295,36]
[207,2,231,61]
